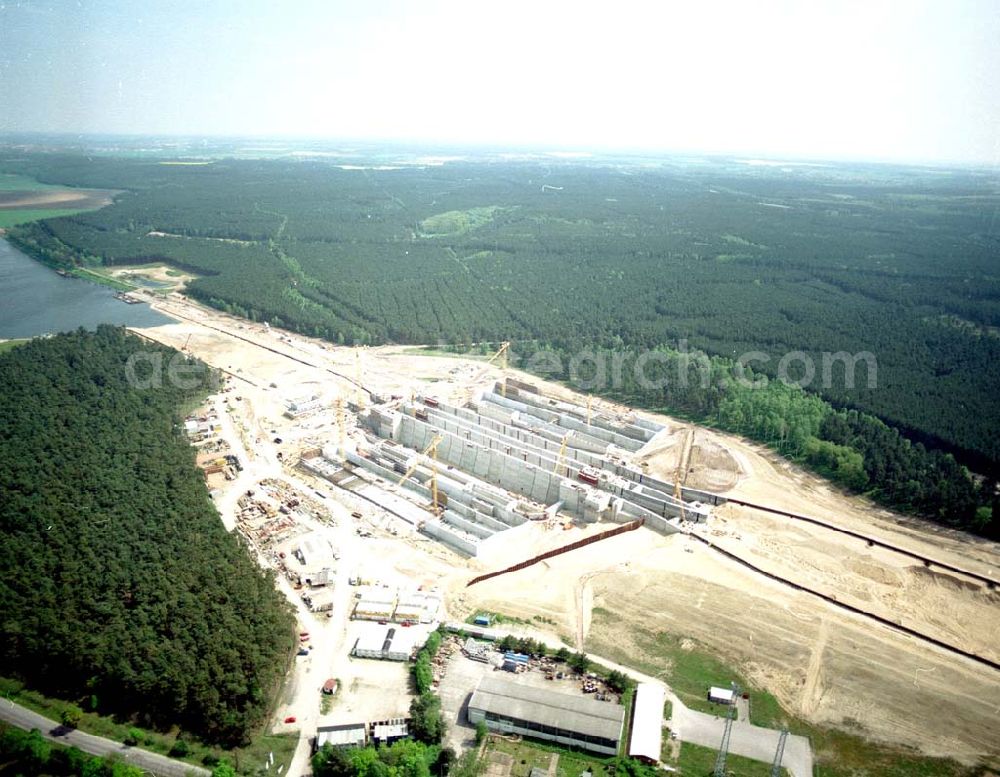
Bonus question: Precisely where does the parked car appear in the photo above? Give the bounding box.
[284,716,296,724]
[297,648,309,656]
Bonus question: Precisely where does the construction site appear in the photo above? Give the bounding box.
[124,289,1000,774]
[302,366,720,559]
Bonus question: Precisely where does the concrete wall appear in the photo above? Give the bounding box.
[356,391,711,540]
[396,415,565,506]
[421,520,479,556]
[440,510,495,539]
[505,388,659,443]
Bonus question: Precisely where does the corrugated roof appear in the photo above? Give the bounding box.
[355,599,395,615]
[316,724,366,748]
[709,686,735,703]
[628,683,665,762]
[355,628,390,654]
[372,721,409,739]
[469,676,624,742]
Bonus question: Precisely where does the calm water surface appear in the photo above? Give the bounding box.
[0,238,172,339]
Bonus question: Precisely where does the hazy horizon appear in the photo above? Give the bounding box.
[2,0,998,166]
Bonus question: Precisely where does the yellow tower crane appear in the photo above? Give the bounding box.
[354,347,366,409]
[673,427,694,522]
[397,435,444,515]
[335,397,347,462]
[485,341,510,397]
[552,433,570,477]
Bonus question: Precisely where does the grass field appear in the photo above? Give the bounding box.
[0,339,29,354]
[70,267,138,291]
[0,677,298,775]
[419,205,511,236]
[670,741,786,776]
[0,208,92,227]
[488,735,614,777]
[589,607,782,726]
[0,173,59,191]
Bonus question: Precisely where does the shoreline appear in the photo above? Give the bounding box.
[0,237,176,338]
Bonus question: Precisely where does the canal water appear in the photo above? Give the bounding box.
[0,238,172,339]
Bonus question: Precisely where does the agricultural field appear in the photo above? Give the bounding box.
[0,171,117,226]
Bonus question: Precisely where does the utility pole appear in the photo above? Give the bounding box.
[713,683,741,777]
[770,729,788,777]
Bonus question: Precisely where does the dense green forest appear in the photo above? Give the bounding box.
[1,151,997,532]
[0,327,296,745]
[0,724,140,777]
[502,342,994,533]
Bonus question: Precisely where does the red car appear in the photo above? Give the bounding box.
[284,716,296,724]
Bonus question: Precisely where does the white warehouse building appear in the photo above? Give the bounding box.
[468,676,625,756]
[628,683,666,763]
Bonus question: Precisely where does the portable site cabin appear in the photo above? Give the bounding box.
[708,686,735,705]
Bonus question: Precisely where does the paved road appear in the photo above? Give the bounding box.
[670,704,813,777]
[0,700,209,777]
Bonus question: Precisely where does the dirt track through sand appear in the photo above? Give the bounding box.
[800,619,828,717]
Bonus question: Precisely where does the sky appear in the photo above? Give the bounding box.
[1,0,998,164]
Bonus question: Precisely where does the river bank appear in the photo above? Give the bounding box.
[0,237,173,339]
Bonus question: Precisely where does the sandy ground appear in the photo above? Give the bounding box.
[106,263,198,290]
[128,291,1000,764]
[0,188,117,210]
